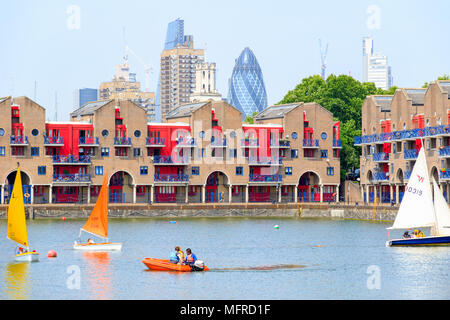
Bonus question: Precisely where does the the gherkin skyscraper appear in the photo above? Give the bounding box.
[228,47,268,118]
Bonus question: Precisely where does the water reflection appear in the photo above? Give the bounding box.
[212,264,306,271]
[81,252,113,300]
[4,262,31,300]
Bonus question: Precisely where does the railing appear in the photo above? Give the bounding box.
[439,146,450,157]
[52,155,91,164]
[248,156,282,165]
[440,170,450,180]
[44,136,64,145]
[354,124,450,146]
[372,152,389,162]
[270,139,290,147]
[153,155,189,164]
[146,137,165,146]
[303,139,319,147]
[405,170,412,180]
[52,174,91,183]
[10,136,28,145]
[333,140,342,148]
[154,174,189,182]
[404,149,419,159]
[249,174,282,182]
[211,138,227,147]
[373,172,388,181]
[176,138,196,146]
[114,137,131,145]
[79,137,99,145]
[241,139,259,147]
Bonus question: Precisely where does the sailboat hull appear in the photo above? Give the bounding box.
[387,236,450,246]
[73,242,122,251]
[14,252,40,262]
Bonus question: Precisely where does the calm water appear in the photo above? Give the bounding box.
[0,216,449,300]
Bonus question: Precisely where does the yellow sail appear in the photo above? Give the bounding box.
[7,168,29,248]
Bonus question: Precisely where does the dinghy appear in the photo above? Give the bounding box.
[142,258,209,272]
[73,173,122,251]
[386,146,450,246]
[7,167,39,262]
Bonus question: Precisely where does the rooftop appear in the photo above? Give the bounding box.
[165,102,208,119]
[71,100,112,117]
[254,103,301,120]
[404,88,426,105]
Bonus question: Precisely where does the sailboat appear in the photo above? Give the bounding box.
[73,173,122,251]
[7,167,40,261]
[386,146,450,246]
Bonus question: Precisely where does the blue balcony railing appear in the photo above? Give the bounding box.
[303,139,319,147]
[10,136,28,145]
[440,170,450,180]
[354,124,450,146]
[373,172,388,181]
[372,152,389,162]
[176,138,196,146]
[249,174,282,182]
[146,137,165,146]
[439,146,450,157]
[79,137,99,145]
[211,138,227,147]
[248,156,282,165]
[405,170,412,180]
[270,139,290,147]
[114,137,131,145]
[44,136,64,145]
[404,149,419,159]
[154,174,189,182]
[333,140,342,148]
[53,155,91,164]
[52,174,91,183]
[241,139,259,147]
[153,155,189,164]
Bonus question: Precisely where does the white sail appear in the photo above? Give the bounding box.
[432,180,450,236]
[389,147,436,229]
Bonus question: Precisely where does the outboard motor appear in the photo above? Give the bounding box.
[190,260,205,271]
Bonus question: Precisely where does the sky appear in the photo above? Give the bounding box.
[0,0,449,121]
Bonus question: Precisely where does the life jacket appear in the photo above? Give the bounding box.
[169,251,179,262]
[178,250,185,261]
[186,254,195,263]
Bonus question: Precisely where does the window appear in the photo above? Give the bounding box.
[140,166,148,175]
[115,148,127,157]
[291,132,298,140]
[38,166,46,175]
[229,148,237,158]
[192,167,199,175]
[102,129,109,137]
[133,148,141,157]
[0,128,4,136]
[285,167,293,175]
[134,130,141,138]
[101,147,109,157]
[291,149,298,158]
[236,167,243,175]
[31,147,39,156]
[95,166,103,175]
[327,167,334,176]
[32,129,39,136]
[320,150,328,158]
[0,147,5,156]
[321,132,327,140]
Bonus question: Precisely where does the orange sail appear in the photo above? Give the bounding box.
[82,174,108,239]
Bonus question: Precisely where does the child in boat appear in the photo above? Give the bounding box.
[170,246,185,264]
[177,247,185,265]
[185,248,197,265]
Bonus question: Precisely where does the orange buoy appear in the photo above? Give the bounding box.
[47,250,57,258]
[61,216,66,221]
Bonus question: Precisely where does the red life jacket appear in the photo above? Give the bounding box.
[186,254,194,263]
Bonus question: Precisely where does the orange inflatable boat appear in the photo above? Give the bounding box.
[142,258,210,272]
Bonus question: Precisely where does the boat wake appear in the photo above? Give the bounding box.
[210,264,306,271]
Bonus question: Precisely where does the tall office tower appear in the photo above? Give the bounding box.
[227,47,268,119]
[73,88,98,109]
[159,33,204,120]
[362,36,393,90]
[190,62,222,102]
[99,57,156,122]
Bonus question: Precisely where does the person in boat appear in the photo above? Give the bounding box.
[416,230,425,238]
[402,231,411,239]
[87,238,95,244]
[185,248,197,265]
[170,246,185,264]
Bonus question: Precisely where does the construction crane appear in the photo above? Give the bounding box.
[319,39,329,81]
[125,45,153,92]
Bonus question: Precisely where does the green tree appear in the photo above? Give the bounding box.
[423,75,450,88]
[244,111,258,124]
[278,74,393,180]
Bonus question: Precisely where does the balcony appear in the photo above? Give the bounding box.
[176,137,196,147]
[270,139,290,148]
[404,149,419,159]
[249,174,282,183]
[241,139,259,148]
[211,138,227,147]
[440,169,450,180]
[52,174,91,184]
[146,137,165,147]
[154,174,189,183]
[372,152,389,162]
[44,136,64,146]
[333,140,342,148]
[439,146,450,158]
[404,170,412,180]
[114,137,131,146]
[248,156,282,166]
[153,155,189,165]
[303,139,319,148]
[10,136,28,145]
[373,172,388,181]
[79,137,99,146]
[52,155,91,165]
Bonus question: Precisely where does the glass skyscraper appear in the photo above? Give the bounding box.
[227,47,268,118]
[73,88,98,109]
